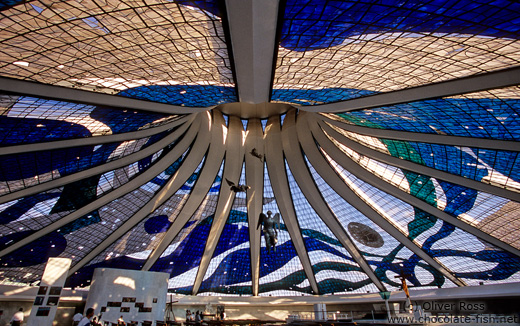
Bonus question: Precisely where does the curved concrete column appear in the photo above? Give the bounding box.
[193,115,246,294]
[244,119,265,296]
[265,114,319,294]
[322,115,520,152]
[69,114,213,275]
[320,120,520,202]
[313,116,520,258]
[0,116,201,260]
[300,67,520,113]
[142,111,227,271]
[300,112,465,287]
[0,117,194,205]
[0,76,210,114]
[0,114,193,155]
[284,110,386,292]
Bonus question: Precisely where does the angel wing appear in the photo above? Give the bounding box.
[250,148,262,158]
[273,213,280,232]
[257,212,267,229]
[225,178,235,187]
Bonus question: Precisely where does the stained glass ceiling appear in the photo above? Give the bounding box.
[0,0,519,297]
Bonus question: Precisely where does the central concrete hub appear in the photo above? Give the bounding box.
[216,102,294,119]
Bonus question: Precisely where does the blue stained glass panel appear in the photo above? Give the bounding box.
[274,2,520,105]
[337,93,520,141]
[285,160,377,294]
[328,124,519,202]
[89,106,174,134]
[63,179,170,288]
[317,150,446,289]
[258,164,311,296]
[2,147,190,287]
[0,116,91,145]
[0,192,61,226]
[326,134,482,237]
[198,210,252,296]
[323,133,519,248]
[320,146,520,287]
[0,230,67,268]
[77,151,198,283]
[0,134,168,195]
[0,0,24,10]
[199,164,252,296]
[360,138,488,216]
[470,148,520,186]
[151,161,224,294]
[0,129,175,197]
[281,0,520,51]
[0,145,105,181]
[118,85,236,107]
[272,88,376,106]
[150,214,213,295]
[0,95,175,145]
[425,224,520,286]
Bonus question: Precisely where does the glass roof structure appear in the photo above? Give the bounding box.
[0,0,519,297]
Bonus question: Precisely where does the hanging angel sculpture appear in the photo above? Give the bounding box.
[257,210,280,253]
[225,178,250,193]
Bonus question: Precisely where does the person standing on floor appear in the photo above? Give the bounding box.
[72,309,83,326]
[77,308,94,326]
[10,308,24,326]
